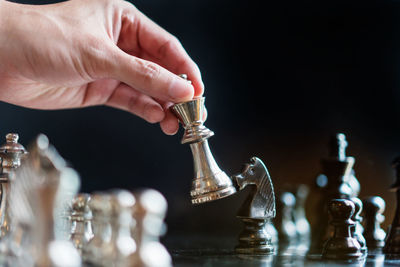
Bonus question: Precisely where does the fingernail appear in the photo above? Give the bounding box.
[195,81,205,97]
[168,78,194,102]
[162,120,179,136]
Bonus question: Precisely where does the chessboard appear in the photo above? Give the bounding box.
[164,234,399,267]
[1,98,400,267]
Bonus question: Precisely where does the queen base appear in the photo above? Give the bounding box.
[191,183,236,204]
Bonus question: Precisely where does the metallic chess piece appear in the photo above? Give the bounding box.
[383,157,400,256]
[322,199,362,260]
[350,197,367,254]
[323,133,355,199]
[347,170,361,198]
[83,193,113,266]
[172,89,276,255]
[284,183,311,241]
[362,196,386,249]
[111,190,136,267]
[233,158,276,255]
[0,133,27,238]
[266,221,278,245]
[171,96,236,204]
[275,191,297,244]
[293,185,311,241]
[9,134,81,267]
[131,189,171,267]
[309,133,356,255]
[70,193,93,253]
[90,189,137,267]
[0,133,27,172]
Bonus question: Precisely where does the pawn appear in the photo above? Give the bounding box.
[103,189,137,267]
[69,193,93,254]
[350,197,367,254]
[131,189,171,267]
[362,196,386,249]
[347,170,360,198]
[83,193,113,265]
[322,199,363,260]
[275,192,297,243]
[292,184,311,241]
[265,222,278,244]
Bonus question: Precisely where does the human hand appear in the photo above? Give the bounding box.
[0,0,203,135]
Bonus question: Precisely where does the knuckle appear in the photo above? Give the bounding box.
[80,37,113,79]
[127,94,141,113]
[170,36,183,48]
[138,60,160,86]
[118,0,137,12]
[157,36,182,58]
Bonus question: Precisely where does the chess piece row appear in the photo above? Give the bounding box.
[321,196,387,261]
[68,189,171,267]
[0,133,171,267]
[274,184,311,245]
[170,91,384,260]
[274,188,386,260]
[309,133,360,256]
[171,91,398,261]
[305,133,393,261]
[4,133,82,267]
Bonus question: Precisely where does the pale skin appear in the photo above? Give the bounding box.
[0,0,204,135]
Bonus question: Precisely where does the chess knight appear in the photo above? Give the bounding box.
[172,94,276,255]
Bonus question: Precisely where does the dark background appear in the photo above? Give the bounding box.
[4,0,400,236]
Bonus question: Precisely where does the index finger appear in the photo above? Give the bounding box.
[119,3,204,96]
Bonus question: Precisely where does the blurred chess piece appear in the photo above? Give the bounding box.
[350,197,367,254]
[87,189,137,267]
[362,196,386,249]
[83,193,113,266]
[309,133,356,255]
[265,222,278,245]
[0,133,27,238]
[323,133,355,199]
[288,184,311,241]
[322,199,362,260]
[275,192,297,243]
[347,170,361,198]
[171,95,236,204]
[383,156,400,256]
[69,193,93,254]
[111,189,137,267]
[8,134,81,267]
[131,189,171,267]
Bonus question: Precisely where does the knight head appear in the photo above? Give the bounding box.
[235,157,268,190]
[234,157,276,219]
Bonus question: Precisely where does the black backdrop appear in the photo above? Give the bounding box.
[4,0,400,235]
